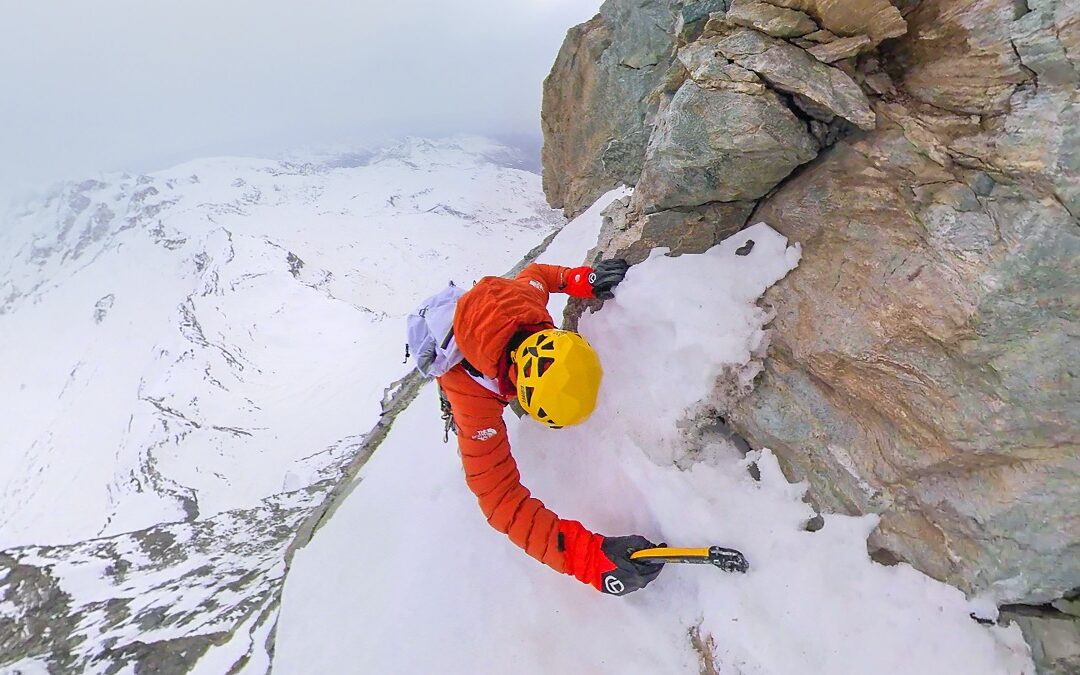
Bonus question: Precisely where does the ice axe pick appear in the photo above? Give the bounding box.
[630,546,750,573]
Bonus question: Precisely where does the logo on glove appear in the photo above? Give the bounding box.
[603,574,626,595]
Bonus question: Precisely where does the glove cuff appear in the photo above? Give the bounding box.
[557,520,614,590]
[564,266,595,299]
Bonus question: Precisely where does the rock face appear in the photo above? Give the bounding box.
[633,81,819,211]
[707,26,877,129]
[885,0,1032,114]
[726,0,819,36]
[807,34,872,62]
[543,0,1079,670]
[541,0,685,217]
[1002,607,1080,675]
[762,0,907,44]
[739,134,1080,602]
[0,487,326,673]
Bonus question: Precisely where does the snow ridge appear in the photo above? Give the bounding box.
[0,140,561,550]
[0,136,567,673]
[274,210,1034,675]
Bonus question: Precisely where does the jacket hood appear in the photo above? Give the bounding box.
[453,275,555,383]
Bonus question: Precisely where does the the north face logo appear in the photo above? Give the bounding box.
[471,428,498,441]
[529,280,544,292]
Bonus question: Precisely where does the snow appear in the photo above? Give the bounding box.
[274,202,1034,673]
[535,185,633,322]
[0,137,562,549]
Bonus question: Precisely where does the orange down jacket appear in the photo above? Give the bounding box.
[437,263,609,586]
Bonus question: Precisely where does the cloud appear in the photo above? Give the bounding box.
[0,0,601,193]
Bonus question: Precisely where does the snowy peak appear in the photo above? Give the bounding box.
[0,137,563,550]
[366,135,533,171]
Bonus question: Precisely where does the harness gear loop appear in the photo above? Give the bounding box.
[438,383,456,443]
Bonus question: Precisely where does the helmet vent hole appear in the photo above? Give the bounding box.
[540,342,555,351]
[522,360,532,378]
[523,386,535,407]
[538,357,555,376]
[537,407,548,419]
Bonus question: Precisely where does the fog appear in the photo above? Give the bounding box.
[0,0,602,195]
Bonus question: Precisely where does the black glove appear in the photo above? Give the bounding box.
[598,535,664,595]
[590,259,630,300]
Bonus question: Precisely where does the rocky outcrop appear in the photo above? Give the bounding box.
[596,196,756,265]
[0,487,327,673]
[543,0,1079,670]
[726,0,819,36]
[705,25,877,128]
[541,0,686,217]
[737,132,1080,601]
[632,81,819,211]
[885,0,1032,114]
[807,34,873,62]
[762,0,907,44]
[1002,606,1080,675]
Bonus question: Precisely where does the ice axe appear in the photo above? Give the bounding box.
[630,546,750,573]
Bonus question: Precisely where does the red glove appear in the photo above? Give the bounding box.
[564,259,630,300]
[558,520,663,595]
[564,266,594,298]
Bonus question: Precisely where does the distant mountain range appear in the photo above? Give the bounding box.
[0,135,563,550]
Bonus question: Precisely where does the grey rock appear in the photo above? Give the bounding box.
[966,0,1079,217]
[93,294,115,324]
[541,0,682,216]
[887,0,1030,114]
[948,69,1079,218]
[677,0,732,42]
[1002,608,1080,675]
[710,27,877,129]
[807,35,873,62]
[541,0,1080,662]
[1053,597,1080,618]
[726,0,819,37]
[803,28,839,42]
[678,42,768,93]
[1010,0,1079,88]
[755,0,906,45]
[729,132,1080,602]
[864,71,895,95]
[0,487,327,674]
[632,80,818,212]
[590,196,756,265]
[623,52,662,69]
[793,92,838,121]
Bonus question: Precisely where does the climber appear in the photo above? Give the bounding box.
[435,259,665,596]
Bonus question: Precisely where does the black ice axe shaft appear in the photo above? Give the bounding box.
[630,546,750,573]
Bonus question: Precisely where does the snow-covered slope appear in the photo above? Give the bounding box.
[0,135,562,550]
[274,200,1035,674]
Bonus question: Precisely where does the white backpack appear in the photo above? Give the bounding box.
[406,282,467,378]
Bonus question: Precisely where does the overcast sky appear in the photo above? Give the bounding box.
[0,0,602,195]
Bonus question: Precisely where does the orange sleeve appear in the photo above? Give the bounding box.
[515,263,572,295]
[438,367,568,573]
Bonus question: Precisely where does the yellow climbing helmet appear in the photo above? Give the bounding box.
[513,329,602,428]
